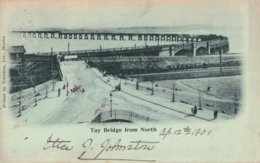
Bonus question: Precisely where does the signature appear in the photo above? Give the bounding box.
[43,135,158,162]
[43,134,73,151]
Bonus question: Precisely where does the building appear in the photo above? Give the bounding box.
[8,45,26,62]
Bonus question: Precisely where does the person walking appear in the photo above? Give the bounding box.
[193,106,198,115]
[214,110,218,119]
[58,88,61,97]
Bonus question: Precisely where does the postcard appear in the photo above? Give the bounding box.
[1,0,260,162]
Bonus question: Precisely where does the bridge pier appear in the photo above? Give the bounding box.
[91,34,95,40]
[44,33,48,38]
[112,34,116,40]
[104,34,109,40]
[169,46,172,56]
[38,33,42,38]
[84,34,88,39]
[138,35,142,41]
[120,35,125,41]
[155,35,159,42]
[169,46,175,56]
[161,35,165,41]
[144,35,148,41]
[207,42,211,54]
[167,35,171,41]
[172,36,176,42]
[97,34,101,40]
[149,35,154,41]
[128,35,133,41]
[192,43,196,57]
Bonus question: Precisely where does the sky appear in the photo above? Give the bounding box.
[4,0,248,30]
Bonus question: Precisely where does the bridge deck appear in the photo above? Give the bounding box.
[28,38,228,57]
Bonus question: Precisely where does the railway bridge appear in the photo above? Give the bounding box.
[30,39,229,60]
[12,30,229,57]
[12,30,226,42]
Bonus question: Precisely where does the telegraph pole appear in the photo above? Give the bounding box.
[157,35,160,46]
[51,47,53,73]
[51,47,55,91]
[172,86,175,102]
[219,49,223,74]
[151,81,154,95]
[18,87,22,117]
[199,91,202,109]
[172,82,176,102]
[67,42,70,55]
[136,79,139,90]
[234,94,238,114]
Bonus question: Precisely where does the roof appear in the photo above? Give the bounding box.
[8,46,26,54]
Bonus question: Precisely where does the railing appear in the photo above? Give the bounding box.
[127,66,241,81]
[25,39,229,57]
[26,62,42,71]
[209,39,228,47]
[86,53,239,63]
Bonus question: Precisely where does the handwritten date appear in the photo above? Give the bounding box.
[159,127,212,140]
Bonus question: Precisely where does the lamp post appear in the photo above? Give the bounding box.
[199,91,202,109]
[136,79,139,90]
[18,85,22,117]
[172,82,176,102]
[33,85,37,106]
[119,73,121,91]
[172,87,175,102]
[66,81,69,96]
[110,92,113,117]
[151,81,154,95]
